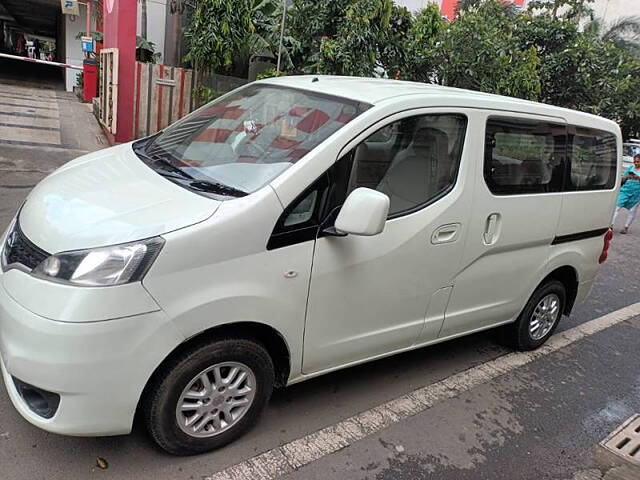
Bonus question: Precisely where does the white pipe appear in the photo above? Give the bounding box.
[276,0,287,74]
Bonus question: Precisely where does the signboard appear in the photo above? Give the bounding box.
[61,0,79,16]
[81,36,94,53]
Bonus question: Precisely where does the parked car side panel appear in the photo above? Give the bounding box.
[2,269,160,322]
[142,186,310,381]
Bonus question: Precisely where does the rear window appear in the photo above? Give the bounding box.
[484,117,566,195]
[567,127,617,191]
[141,85,370,194]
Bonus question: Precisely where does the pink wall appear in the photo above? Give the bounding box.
[103,0,136,143]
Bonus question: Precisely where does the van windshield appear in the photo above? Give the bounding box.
[135,84,370,198]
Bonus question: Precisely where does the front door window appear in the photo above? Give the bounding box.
[349,114,467,216]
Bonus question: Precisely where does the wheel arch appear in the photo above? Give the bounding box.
[137,321,292,417]
[540,265,579,315]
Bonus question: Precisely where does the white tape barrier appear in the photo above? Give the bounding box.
[0,52,83,71]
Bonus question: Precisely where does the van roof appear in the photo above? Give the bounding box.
[259,75,620,133]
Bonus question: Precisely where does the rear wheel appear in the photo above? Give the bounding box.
[142,338,274,455]
[509,280,566,351]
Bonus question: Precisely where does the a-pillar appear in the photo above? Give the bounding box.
[103,0,136,143]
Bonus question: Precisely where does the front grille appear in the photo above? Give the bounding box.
[3,222,49,271]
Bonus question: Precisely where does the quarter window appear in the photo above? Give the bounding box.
[484,118,566,195]
[349,114,468,216]
[567,127,617,191]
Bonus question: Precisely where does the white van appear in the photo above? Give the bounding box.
[0,76,619,455]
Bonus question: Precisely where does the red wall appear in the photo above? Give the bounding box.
[103,0,136,143]
[441,0,526,20]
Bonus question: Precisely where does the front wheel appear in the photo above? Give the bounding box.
[142,338,275,455]
[509,279,566,351]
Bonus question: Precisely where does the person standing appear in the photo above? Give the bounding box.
[613,153,640,234]
[34,39,40,60]
[16,34,25,56]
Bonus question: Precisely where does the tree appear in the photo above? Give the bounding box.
[513,3,640,136]
[185,0,253,73]
[402,4,445,82]
[431,1,541,100]
[185,0,280,76]
[286,0,351,73]
[584,16,640,58]
[316,0,395,76]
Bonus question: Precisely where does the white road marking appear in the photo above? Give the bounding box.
[206,303,640,480]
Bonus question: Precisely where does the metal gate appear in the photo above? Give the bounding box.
[133,62,195,139]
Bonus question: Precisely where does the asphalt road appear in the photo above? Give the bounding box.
[0,64,639,480]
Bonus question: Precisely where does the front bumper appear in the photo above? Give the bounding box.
[0,276,184,436]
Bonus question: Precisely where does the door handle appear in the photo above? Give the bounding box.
[431,223,461,245]
[483,213,501,245]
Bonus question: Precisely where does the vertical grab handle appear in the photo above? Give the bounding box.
[483,213,500,245]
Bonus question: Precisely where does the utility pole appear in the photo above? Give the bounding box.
[276,0,287,74]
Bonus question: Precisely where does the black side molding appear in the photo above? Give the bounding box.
[551,228,609,245]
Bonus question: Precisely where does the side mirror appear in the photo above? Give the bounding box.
[334,188,390,236]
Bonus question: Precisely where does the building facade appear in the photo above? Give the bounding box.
[591,0,640,23]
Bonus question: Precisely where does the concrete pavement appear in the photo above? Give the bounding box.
[1,64,640,480]
[0,57,106,230]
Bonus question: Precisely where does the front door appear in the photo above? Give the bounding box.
[302,110,473,374]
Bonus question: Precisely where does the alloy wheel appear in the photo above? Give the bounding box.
[175,362,256,438]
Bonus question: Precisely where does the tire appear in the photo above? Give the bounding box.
[509,279,566,351]
[142,338,275,455]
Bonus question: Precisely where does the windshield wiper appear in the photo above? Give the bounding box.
[134,138,195,180]
[187,179,248,197]
[133,141,246,197]
[151,157,196,181]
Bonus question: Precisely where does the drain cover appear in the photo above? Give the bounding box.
[601,414,640,465]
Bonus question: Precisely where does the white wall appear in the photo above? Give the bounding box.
[395,0,440,13]
[64,5,89,92]
[137,0,166,64]
[591,0,640,22]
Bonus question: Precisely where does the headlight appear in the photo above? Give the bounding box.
[32,237,164,287]
[0,218,17,272]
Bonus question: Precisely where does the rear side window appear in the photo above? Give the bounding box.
[567,127,617,191]
[484,117,566,195]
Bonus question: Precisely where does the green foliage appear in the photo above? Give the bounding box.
[287,0,350,73]
[401,4,444,82]
[186,0,286,77]
[316,0,394,76]
[431,1,541,100]
[183,0,640,137]
[185,0,255,73]
[255,68,281,80]
[513,5,640,136]
[193,86,225,107]
[136,36,160,63]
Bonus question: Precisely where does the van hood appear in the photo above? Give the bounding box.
[19,143,220,253]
